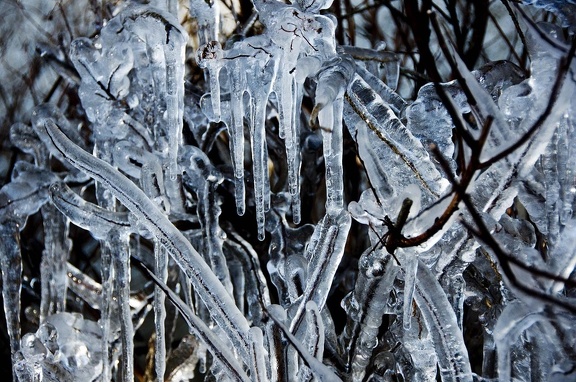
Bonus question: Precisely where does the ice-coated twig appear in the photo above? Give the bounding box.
[224,230,271,323]
[289,208,351,332]
[354,64,407,116]
[40,118,252,362]
[267,305,343,382]
[298,301,324,382]
[345,74,448,202]
[340,247,399,381]
[133,256,251,382]
[414,259,473,382]
[49,182,132,239]
[401,249,418,330]
[100,238,115,382]
[39,204,71,321]
[180,145,233,293]
[110,231,135,382]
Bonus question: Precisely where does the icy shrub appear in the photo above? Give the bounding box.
[1,0,575,381]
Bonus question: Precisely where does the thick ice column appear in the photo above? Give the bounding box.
[110,232,134,382]
[313,57,355,214]
[0,221,22,378]
[39,205,71,321]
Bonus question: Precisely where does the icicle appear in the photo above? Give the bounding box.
[274,69,302,223]
[110,232,135,382]
[154,243,168,382]
[196,42,224,122]
[246,57,277,240]
[41,118,252,362]
[227,59,248,216]
[401,249,418,330]
[0,221,22,376]
[99,241,115,382]
[313,58,355,213]
[180,146,233,292]
[164,31,187,180]
[39,205,71,320]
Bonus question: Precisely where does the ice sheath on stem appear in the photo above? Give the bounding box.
[39,118,252,363]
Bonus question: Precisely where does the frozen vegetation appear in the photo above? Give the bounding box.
[0,0,575,381]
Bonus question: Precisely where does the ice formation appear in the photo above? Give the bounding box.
[1,0,576,381]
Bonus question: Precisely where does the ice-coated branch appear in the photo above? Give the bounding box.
[289,208,351,332]
[39,118,252,362]
[414,260,473,382]
[133,257,251,382]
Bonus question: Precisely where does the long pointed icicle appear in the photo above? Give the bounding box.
[248,59,277,240]
[40,118,252,362]
[163,24,187,181]
[275,70,302,223]
[225,58,248,216]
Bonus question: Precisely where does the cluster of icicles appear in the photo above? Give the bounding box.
[195,0,354,239]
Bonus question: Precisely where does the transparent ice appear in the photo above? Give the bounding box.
[1,1,575,381]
